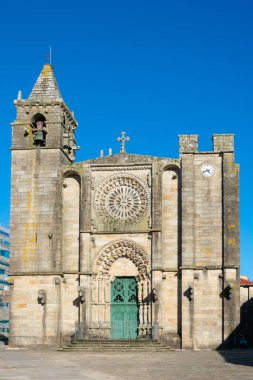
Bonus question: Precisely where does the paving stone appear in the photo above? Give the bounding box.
[1,348,253,380]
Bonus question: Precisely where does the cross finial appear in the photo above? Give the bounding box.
[117,131,130,153]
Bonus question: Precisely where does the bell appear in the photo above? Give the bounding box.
[34,131,45,144]
[34,120,46,146]
[36,120,44,130]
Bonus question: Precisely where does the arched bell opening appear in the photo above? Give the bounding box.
[31,113,47,147]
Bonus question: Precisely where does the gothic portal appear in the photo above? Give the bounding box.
[9,65,240,349]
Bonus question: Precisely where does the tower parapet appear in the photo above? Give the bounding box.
[213,134,234,153]
[179,134,199,154]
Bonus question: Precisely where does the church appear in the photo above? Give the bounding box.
[9,64,240,349]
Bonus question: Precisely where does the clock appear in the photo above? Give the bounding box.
[200,163,215,177]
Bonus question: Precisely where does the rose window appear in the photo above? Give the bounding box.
[95,173,149,223]
[107,186,141,220]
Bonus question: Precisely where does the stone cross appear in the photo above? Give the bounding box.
[117,131,130,153]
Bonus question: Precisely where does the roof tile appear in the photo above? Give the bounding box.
[28,64,62,101]
[240,278,253,285]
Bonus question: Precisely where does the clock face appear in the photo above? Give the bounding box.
[200,163,215,177]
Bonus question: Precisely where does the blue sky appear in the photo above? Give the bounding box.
[0,1,252,276]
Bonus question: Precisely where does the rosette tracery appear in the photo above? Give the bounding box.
[95,173,149,224]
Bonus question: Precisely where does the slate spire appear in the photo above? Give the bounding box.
[28,64,62,101]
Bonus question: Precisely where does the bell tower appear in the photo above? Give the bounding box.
[10,63,79,271]
[9,65,79,346]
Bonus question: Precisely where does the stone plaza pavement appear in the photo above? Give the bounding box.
[0,347,253,380]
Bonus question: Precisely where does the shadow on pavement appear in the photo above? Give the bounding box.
[218,349,253,368]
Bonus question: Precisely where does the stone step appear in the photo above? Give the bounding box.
[58,347,171,353]
[69,344,164,348]
[71,340,161,345]
[59,347,171,352]
[59,340,172,352]
[73,339,154,342]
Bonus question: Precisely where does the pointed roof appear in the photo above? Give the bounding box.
[28,64,62,101]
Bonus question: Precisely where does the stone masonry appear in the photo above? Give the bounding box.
[9,65,240,349]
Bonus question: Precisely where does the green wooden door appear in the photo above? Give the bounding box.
[111,277,138,340]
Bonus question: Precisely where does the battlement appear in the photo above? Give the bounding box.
[212,134,234,153]
[179,135,199,154]
[179,134,234,155]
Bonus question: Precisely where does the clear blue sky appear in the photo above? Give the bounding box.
[0,1,252,276]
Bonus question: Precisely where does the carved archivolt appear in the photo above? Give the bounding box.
[96,239,150,279]
[95,173,149,224]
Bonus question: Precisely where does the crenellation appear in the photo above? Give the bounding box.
[179,134,199,154]
[213,134,234,152]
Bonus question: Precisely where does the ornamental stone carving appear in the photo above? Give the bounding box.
[95,173,149,224]
[96,239,150,279]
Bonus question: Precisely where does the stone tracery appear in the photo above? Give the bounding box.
[95,173,149,224]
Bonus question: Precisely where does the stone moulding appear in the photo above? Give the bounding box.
[91,165,152,171]
[95,239,151,280]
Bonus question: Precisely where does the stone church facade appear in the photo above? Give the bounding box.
[9,65,240,349]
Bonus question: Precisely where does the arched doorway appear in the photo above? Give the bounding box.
[95,239,151,340]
